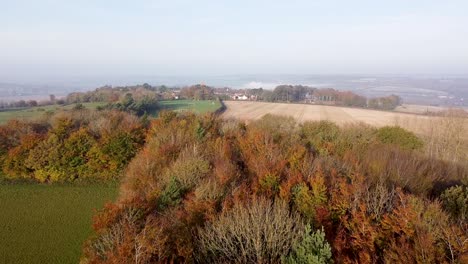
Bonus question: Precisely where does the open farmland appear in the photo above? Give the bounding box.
[222,101,468,138]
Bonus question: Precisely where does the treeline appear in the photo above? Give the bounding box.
[180,84,215,100]
[66,83,221,104]
[66,84,167,104]
[0,84,167,110]
[0,94,62,109]
[1,83,402,111]
[251,85,315,102]
[0,99,39,109]
[98,93,159,117]
[82,113,467,263]
[368,94,401,110]
[228,85,402,110]
[0,109,147,183]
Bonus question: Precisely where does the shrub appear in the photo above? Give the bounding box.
[165,147,210,190]
[85,207,143,262]
[335,123,377,156]
[72,103,85,110]
[194,178,224,200]
[376,126,423,150]
[301,121,340,155]
[364,181,396,220]
[361,145,466,196]
[158,177,184,210]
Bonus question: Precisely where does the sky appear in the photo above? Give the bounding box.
[1,0,468,81]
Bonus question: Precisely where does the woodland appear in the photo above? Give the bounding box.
[0,85,466,263]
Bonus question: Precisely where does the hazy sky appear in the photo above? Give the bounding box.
[1,0,468,80]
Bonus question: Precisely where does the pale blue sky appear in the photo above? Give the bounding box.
[1,0,468,80]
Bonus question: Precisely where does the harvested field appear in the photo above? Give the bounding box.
[222,101,468,138]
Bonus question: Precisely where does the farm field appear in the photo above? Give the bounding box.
[158,100,221,114]
[0,102,107,124]
[222,101,468,137]
[0,100,221,124]
[0,184,118,264]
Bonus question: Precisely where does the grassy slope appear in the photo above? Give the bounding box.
[0,184,118,264]
[0,102,107,124]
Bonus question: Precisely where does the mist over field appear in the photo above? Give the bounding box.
[2,1,468,106]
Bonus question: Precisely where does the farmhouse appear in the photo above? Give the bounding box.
[312,89,336,105]
[232,94,249,100]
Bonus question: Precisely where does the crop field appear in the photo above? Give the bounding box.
[158,100,221,114]
[0,184,118,264]
[222,101,468,137]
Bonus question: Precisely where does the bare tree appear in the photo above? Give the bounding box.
[196,198,304,264]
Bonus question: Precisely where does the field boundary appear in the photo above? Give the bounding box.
[214,99,227,116]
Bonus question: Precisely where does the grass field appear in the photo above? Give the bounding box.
[0,102,107,124]
[157,100,221,114]
[0,184,118,263]
[0,100,221,124]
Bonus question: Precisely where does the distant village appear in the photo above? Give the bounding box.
[1,83,402,111]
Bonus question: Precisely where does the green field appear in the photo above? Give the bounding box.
[0,102,107,124]
[0,100,221,263]
[0,184,118,263]
[0,100,221,124]
[157,100,222,114]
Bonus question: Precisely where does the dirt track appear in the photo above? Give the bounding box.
[222,101,467,136]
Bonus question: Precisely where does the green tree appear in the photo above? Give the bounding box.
[283,225,333,264]
[102,132,139,171]
[62,128,96,180]
[440,185,468,221]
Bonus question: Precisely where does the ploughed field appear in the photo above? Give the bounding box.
[222,101,468,138]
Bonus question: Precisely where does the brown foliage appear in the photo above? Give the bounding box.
[82,114,467,263]
[1,110,146,182]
